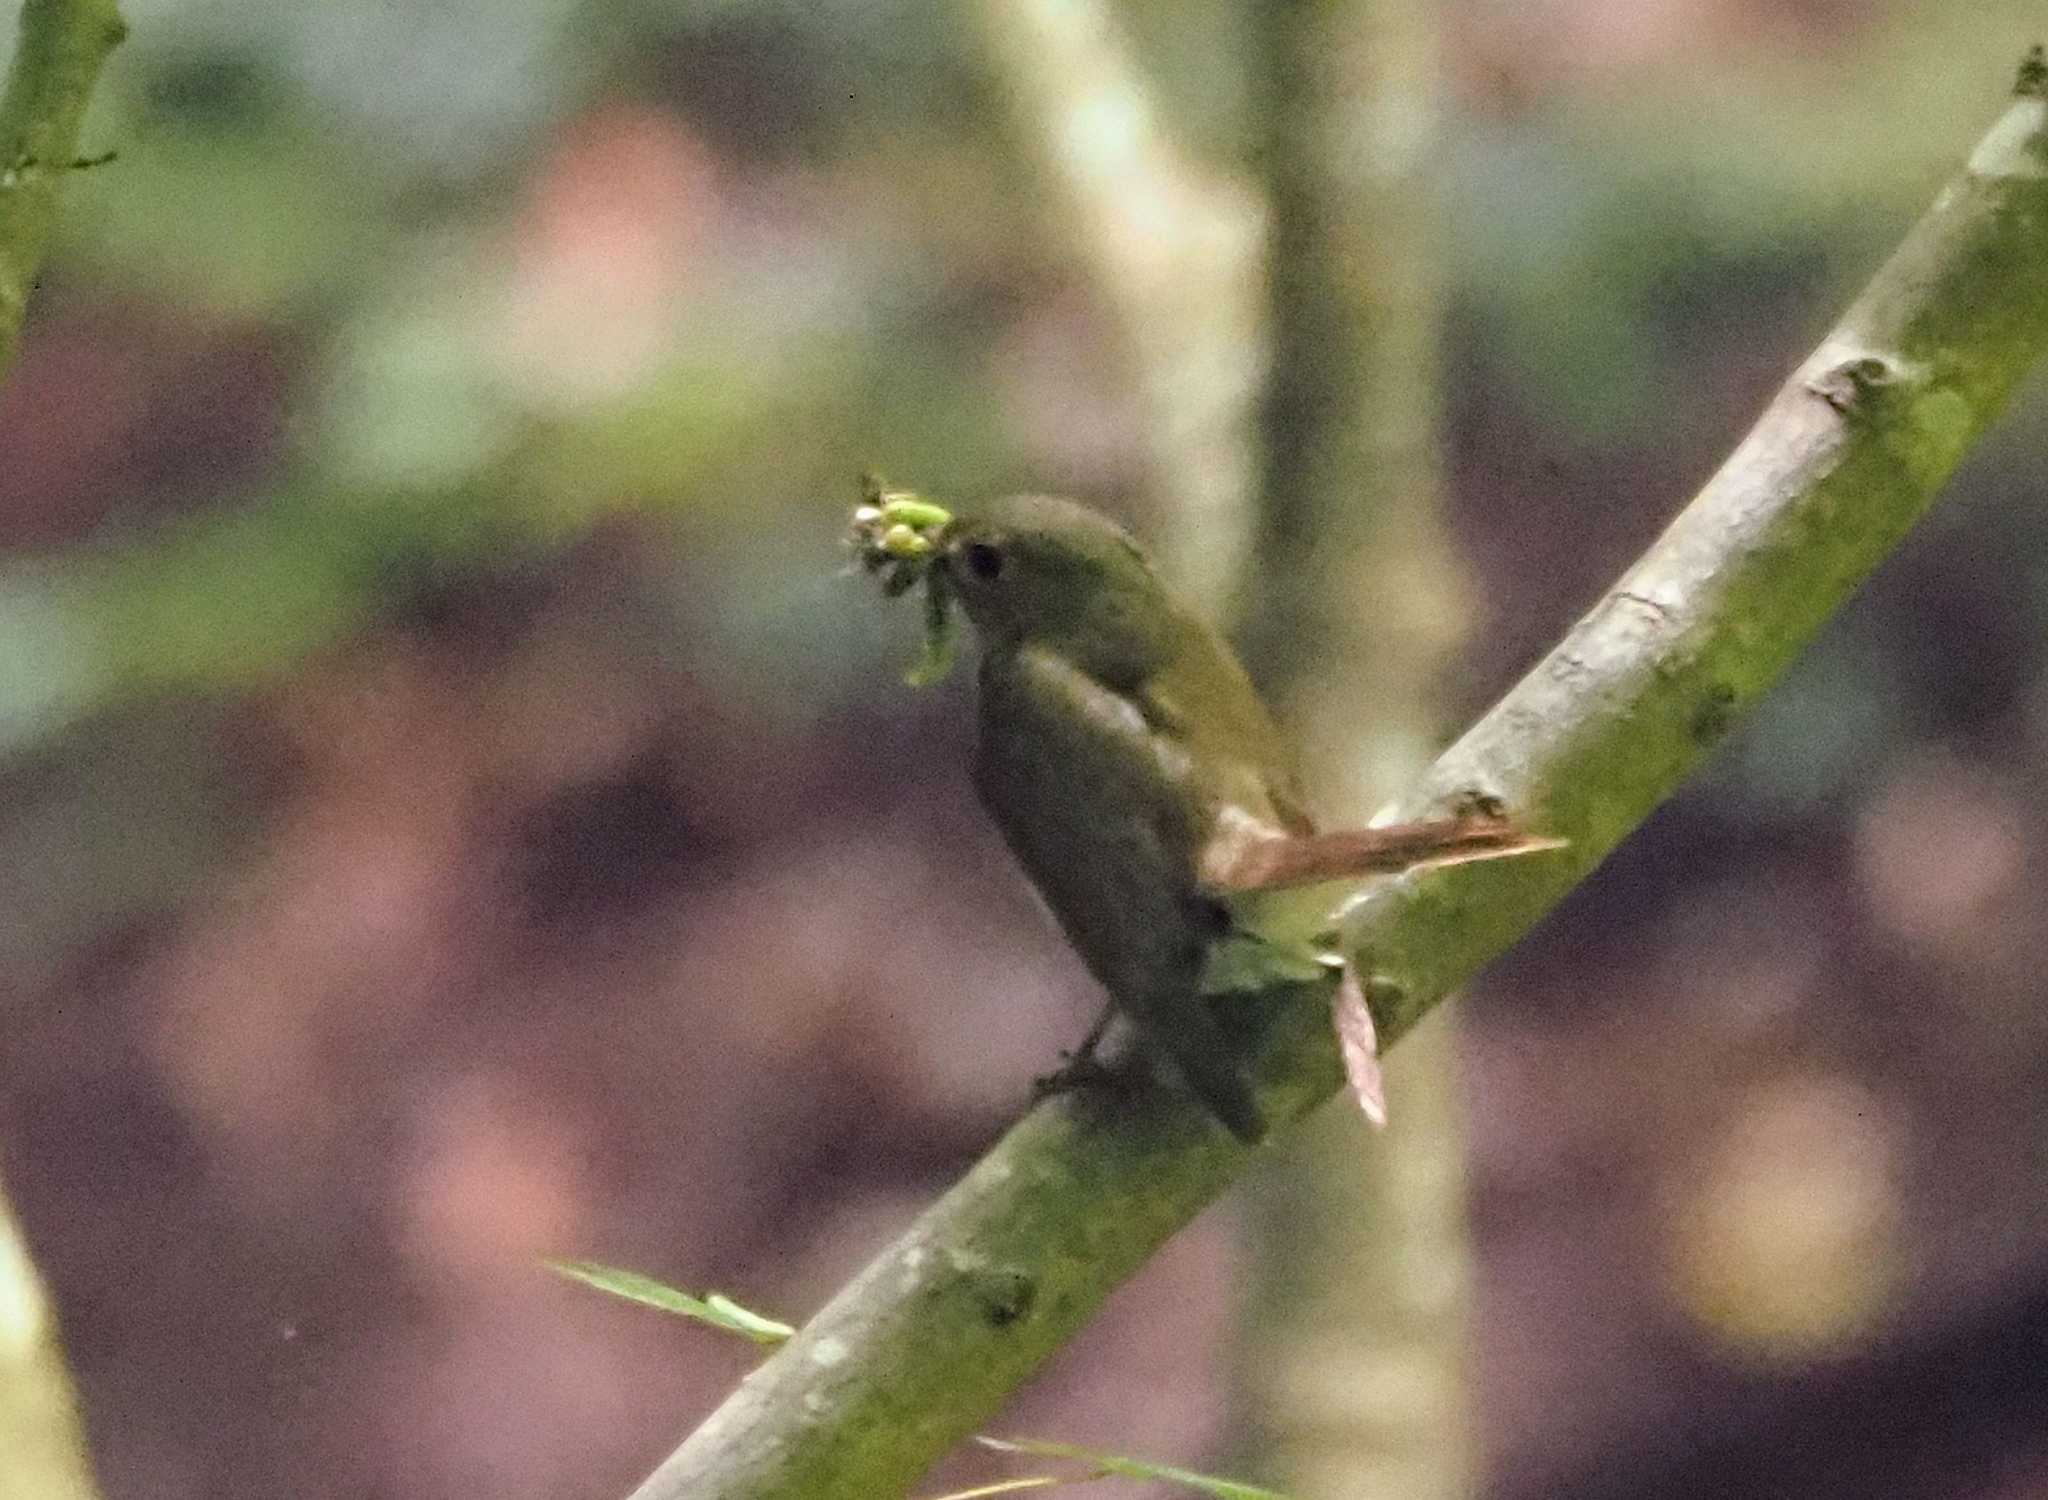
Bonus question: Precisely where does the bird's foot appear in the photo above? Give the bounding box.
[1030,1050,1122,1102]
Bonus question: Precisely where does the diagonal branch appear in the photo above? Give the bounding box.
[625,52,2048,1500]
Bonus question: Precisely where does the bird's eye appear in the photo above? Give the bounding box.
[963,541,1005,581]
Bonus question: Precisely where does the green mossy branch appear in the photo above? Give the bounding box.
[625,55,2048,1500]
[0,0,123,370]
[0,4,124,1499]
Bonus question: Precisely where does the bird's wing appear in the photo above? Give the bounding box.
[973,644,1266,1141]
[1137,668,1315,837]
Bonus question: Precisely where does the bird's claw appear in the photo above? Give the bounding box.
[1030,1051,1121,1102]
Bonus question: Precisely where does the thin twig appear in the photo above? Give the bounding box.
[0,3,126,1498]
[0,0,125,371]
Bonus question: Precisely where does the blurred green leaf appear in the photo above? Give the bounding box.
[921,1478,1068,1499]
[67,84,398,318]
[547,1263,1292,1496]
[546,1259,795,1345]
[977,1437,1295,1499]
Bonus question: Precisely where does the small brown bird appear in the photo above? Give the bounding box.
[855,490,1557,1142]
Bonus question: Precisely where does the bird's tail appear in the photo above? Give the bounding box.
[1216,814,1565,893]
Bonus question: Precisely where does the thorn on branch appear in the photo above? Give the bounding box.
[1452,788,1510,821]
[2017,44,2047,100]
[1615,589,1675,627]
[1806,355,1896,415]
[0,148,119,188]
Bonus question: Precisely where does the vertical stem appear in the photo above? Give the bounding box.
[1245,0,1471,757]
[0,0,125,371]
[0,3,126,1495]
[1241,2,1476,1496]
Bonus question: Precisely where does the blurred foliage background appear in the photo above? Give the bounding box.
[3,1,2048,1497]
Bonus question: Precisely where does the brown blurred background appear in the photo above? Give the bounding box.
[2,1,2048,1497]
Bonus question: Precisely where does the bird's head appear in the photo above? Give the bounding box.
[849,484,1189,686]
[935,495,1175,681]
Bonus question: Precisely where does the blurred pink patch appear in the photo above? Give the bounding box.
[397,1070,589,1286]
[1855,749,2024,952]
[1333,969,1387,1128]
[498,103,721,399]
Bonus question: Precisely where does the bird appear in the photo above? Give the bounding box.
[854,489,1557,1143]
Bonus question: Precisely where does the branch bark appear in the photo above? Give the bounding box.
[625,53,2048,1500]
